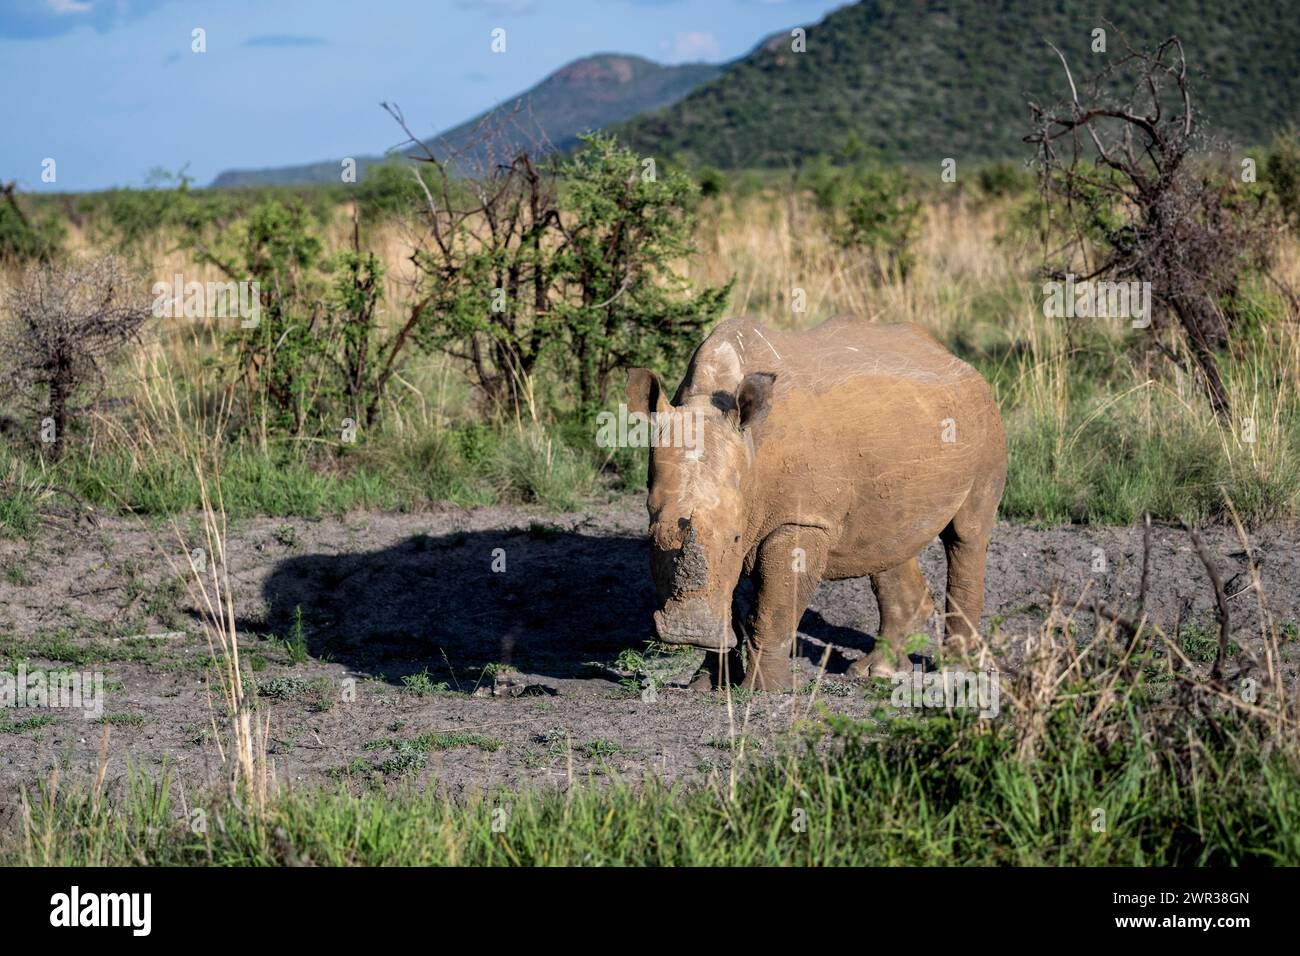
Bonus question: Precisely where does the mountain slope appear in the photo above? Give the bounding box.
[211,54,719,187]
[617,0,1300,167]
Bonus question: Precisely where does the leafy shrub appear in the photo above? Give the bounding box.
[1265,127,1300,230]
[807,157,920,278]
[976,160,1032,198]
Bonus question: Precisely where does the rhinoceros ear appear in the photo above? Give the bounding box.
[736,371,776,430]
[627,368,669,417]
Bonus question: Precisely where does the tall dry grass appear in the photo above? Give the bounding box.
[3,184,1299,525]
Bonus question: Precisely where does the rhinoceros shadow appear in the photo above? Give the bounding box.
[254,528,882,687]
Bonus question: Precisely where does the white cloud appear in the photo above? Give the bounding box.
[47,0,93,14]
[664,30,721,63]
[2,0,167,38]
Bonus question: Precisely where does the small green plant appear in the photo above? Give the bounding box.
[402,669,451,697]
[537,728,570,758]
[416,731,503,752]
[1179,620,1241,663]
[614,648,648,673]
[578,738,622,759]
[307,679,336,713]
[372,745,428,777]
[328,756,374,781]
[97,713,147,727]
[723,686,760,707]
[256,675,311,700]
[285,606,310,664]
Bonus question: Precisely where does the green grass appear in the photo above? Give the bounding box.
[96,713,147,727]
[330,730,505,779]
[0,442,402,532]
[0,629,167,666]
[0,713,57,734]
[59,446,402,520]
[255,675,313,700]
[960,293,1300,527]
[998,405,1300,526]
[0,467,44,538]
[0,420,605,536]
[407,731,503,753]
[6,372,1295,536]
[1179,620,1243,663]
[9,703,1298,866]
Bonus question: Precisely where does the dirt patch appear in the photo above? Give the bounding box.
[1,498,1297,815]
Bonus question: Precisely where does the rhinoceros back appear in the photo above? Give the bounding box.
[675,315,1005,573]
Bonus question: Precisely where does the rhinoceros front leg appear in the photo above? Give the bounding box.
[740,525,830,692]
[685,579,752,691]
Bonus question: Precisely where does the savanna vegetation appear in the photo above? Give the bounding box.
[4,33,1300,866]
[3,121,1300,531]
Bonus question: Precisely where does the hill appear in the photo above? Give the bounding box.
[211,54,719,187]
[616,0,1300,167]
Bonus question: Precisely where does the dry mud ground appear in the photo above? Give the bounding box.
[1,496,1297,821]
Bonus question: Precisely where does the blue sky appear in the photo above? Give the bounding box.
[0,0,848,192]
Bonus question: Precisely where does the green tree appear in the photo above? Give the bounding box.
[398,124,730,418]
[556,133,731,411]
[0,183,64,264]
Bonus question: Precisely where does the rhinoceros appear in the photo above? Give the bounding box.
[626,315,1006,691]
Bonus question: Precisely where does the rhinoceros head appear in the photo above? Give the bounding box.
[626,367,775,651]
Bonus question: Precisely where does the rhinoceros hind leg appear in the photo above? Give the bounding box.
[686,647,743,692]
[939,483,999,656]
[846,558,934,679]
